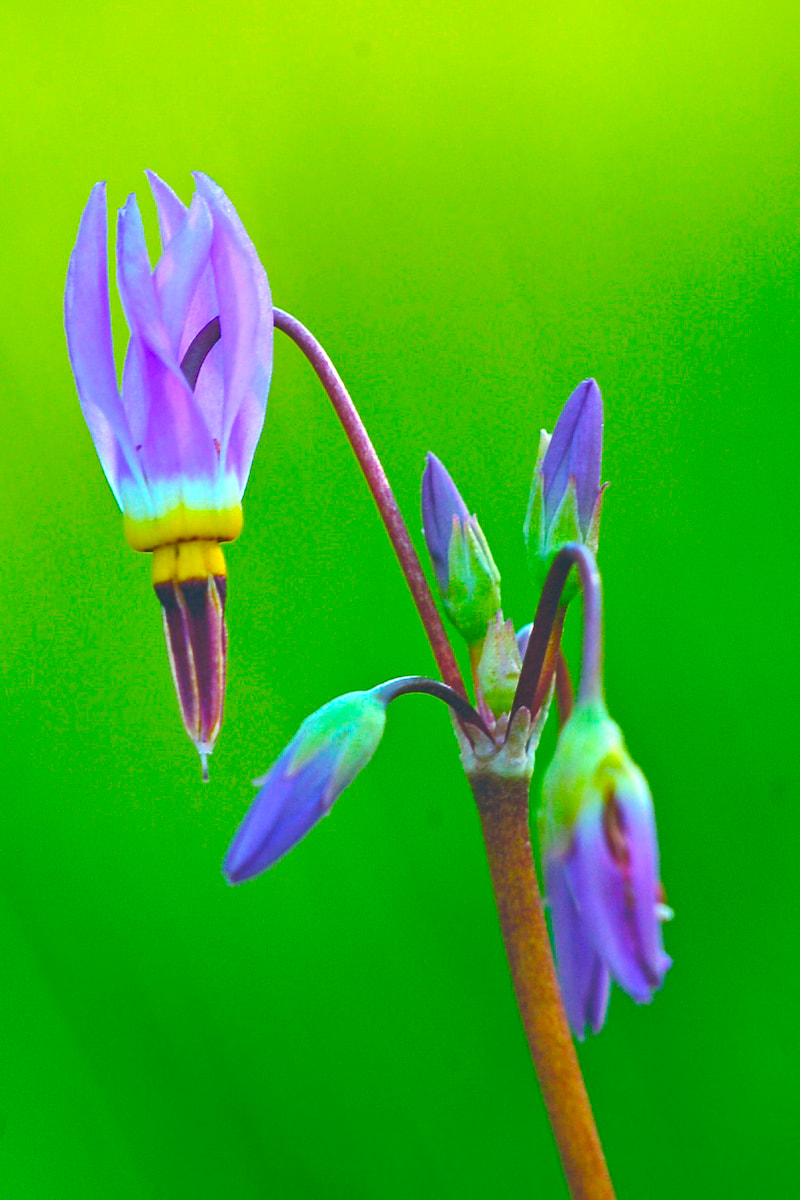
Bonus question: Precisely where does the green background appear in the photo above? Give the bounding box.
[1,1,796,1195]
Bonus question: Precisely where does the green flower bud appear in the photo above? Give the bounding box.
[476,614,522,717]
[444,514,502,645]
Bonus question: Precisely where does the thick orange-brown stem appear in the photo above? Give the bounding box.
[470,771,615,1200]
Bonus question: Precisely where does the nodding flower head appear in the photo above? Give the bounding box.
[539,700,671,1038]
[65,172,273,772]
[223,689,389,884]
[421,453,501,647]
[223,674,491,884]
[524,379,605,596]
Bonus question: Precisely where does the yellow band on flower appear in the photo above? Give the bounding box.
[151,540,228,586]
[124,504,243,552]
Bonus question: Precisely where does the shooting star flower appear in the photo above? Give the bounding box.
[65,171,272,775]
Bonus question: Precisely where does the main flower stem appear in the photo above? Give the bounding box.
[470,772,615,1199]
[273,308,466,697]
[272,313,611,1193]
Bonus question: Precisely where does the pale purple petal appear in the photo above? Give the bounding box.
[189,340,225,444]
[116,194,171,362]
[117,196,217,484]
[64,182,144,505]
[192,172,273,489]
[138,339,219,485]
[152,192,213,358]
[547,854,611,1038]
[147,170,221,367]
[145,170,188,250]
[120,333,150,451]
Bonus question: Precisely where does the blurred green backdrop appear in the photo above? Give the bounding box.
[1,0,797,1195]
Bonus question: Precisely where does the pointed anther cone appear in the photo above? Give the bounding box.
[152,540,228,778]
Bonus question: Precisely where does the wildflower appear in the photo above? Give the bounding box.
[421,453,501,647]
[65,172,272,774]
[539,699,672,1038]
[524,379,605,595]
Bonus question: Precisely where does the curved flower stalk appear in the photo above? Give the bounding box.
[65,172,273,775]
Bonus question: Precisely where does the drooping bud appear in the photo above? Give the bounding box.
[223,688,388,883]
[476,614,523,717]
[421,453,501,646]
[524,380,605,597]
[152,540,228,779]
[539,699,671,1038]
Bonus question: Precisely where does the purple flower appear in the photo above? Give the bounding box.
[65,172,273,773]
[540,700,671,1038]
[524,380,605,591]
[224,690,388,883]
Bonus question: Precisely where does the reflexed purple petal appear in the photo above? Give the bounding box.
[138,338,218,484]
[120,332,150,452]
[152,191,213,358]
[145,170,188,250]
[64,182,143,505]
[189,339,225,444]
[421,453,470,591]
[192,172,273,490]
[223,748,334,883]
[147,171,222,378]
[116,195,171,362]
[567,799,667,1003]
[542,379,602,533]
[547,854,611,1038]
[117,196,217,483]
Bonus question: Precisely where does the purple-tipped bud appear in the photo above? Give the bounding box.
[421,453,470,592]
[422,453,502,646]
[223,689,388,884]
[539,700,671,1039]
[542,379,603,535]
[524,380,605,594]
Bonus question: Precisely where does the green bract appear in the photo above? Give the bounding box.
[476,615,522,717]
